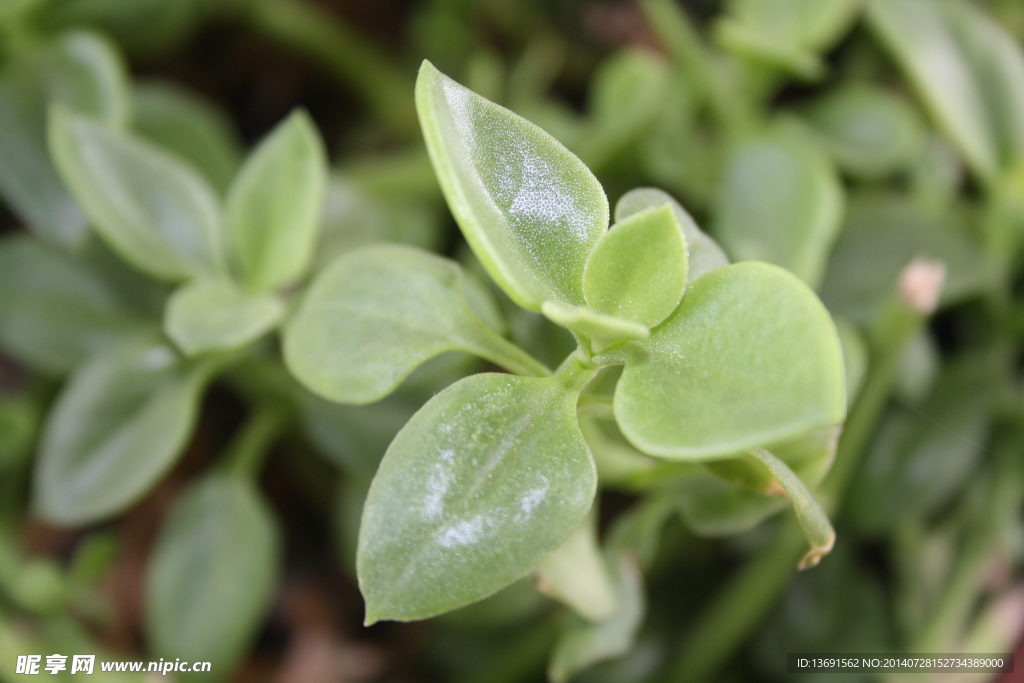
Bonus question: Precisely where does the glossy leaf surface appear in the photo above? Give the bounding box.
[357,372,596,623]
[33,338,213,525]
[285,245,546,405]
[165,279,284,356]
[714,127,844,288]
[227,110,327,292]
[416,60,608,311]
[615,262,846,460]
[583,205,687,328]
[146,474,278,668]
[49,108,224,281]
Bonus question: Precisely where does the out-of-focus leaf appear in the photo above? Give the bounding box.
[0,397,38,470]
[36,0,205,56]
[0,236,147,374]
[820,194,993,324]
[146,474,278,669]
[416,60,608,312]
[33,337,215,525]
[535,515,618,622]
[615,263,846,460]
[133,80,241,194]
[893,330,939,403]
[165,279,284,356]
[713,126,844,289]
[0,30,129,248]
[676,472,786,537]
[835,319,868,405]
[226,110,327,292]
[49,108,225,281]
[357,372,596,623]
[801,82,927,178]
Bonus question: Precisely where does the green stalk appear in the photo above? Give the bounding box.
[237,0,417,138]
[473,333,552,378]
[225,405,290,479]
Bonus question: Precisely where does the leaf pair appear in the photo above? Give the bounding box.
[50,105,327,356]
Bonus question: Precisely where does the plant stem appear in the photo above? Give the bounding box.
[473,333,552,378]
[237,0,417,138]
[225,405,289,479]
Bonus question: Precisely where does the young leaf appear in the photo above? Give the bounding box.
[416,60,608,312]
[226,110,327,292]
[133,80,242,194]
[0,30,130,248]
[49,108,225,282]
[357,372,597,623]
[541,300,649,351]
[33,337,215,525]
[146,474,278,669]
[583,205,687,328]
[713,126,844,289]
[0,236,146,374]
[165,279,284,356]
[284,244,548,405]
[615,188,729,282]
[534,515,618,622]
[614,262,846,460]
[547,555,645,683]
[865,0,998,178]
[747,447,835,569]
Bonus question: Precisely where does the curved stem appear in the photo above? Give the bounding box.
[225,405,290,479]
[471,333,552,378]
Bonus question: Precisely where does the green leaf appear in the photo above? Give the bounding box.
[583,205,687,328]
[0,30,129,248]
[676,472,787,537]
[49,107,225,282]
[33,337,214,525]
[226,110,327,292]
[0,236,146,374]
[146,474,278,669]
[801,83,927,179]
[415,60,608,312]
[819,194,993,324]
[835,319,868,404]
[0,397,38,471]
[357,372,596,623]
[713,126,844,289]
[534,514,618,622]
[615,262,846,460]
[133,80,241,194]
[747,447,835,569]
[165,279,284,356]
[547,555,645,683]
[37,0,204,57]
[284,245,548,405]
[866,0,998,178]
[615,188,729,283]
[541,300,650,351]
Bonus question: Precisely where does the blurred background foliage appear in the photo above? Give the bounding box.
[0,0,1023,681]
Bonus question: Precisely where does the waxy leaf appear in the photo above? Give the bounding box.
[866,0,998,178]
[33,338,214,525]
[133,80,241,193]
[615,188,729,282]
[357,372,596,623]
[714,127,844,289]
[534,515,618,622]
[583,205,687,328]
[227,110,327,292]
[0,237,145,374]
[416,60,608,311]
[49,108,225,281]
[165,279,284,356]
[615,262,846,460]
[146,474,278,668]
[0,30,129,248]
[285,245,548,405]
[802,83,927,179]
[541,300,650,351]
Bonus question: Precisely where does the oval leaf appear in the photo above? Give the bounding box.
[357,372,596,623]
[713,127,844,289]
[33,338,214,525]
[583,205,687,328]
[146,474,278,669]
[165,279,284,357]
[227,110,327,292]
[615,262,846,460]
[49,108,224,281]
[285,244,547,405]
[615,188,729,283]
[416,60,608,312]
